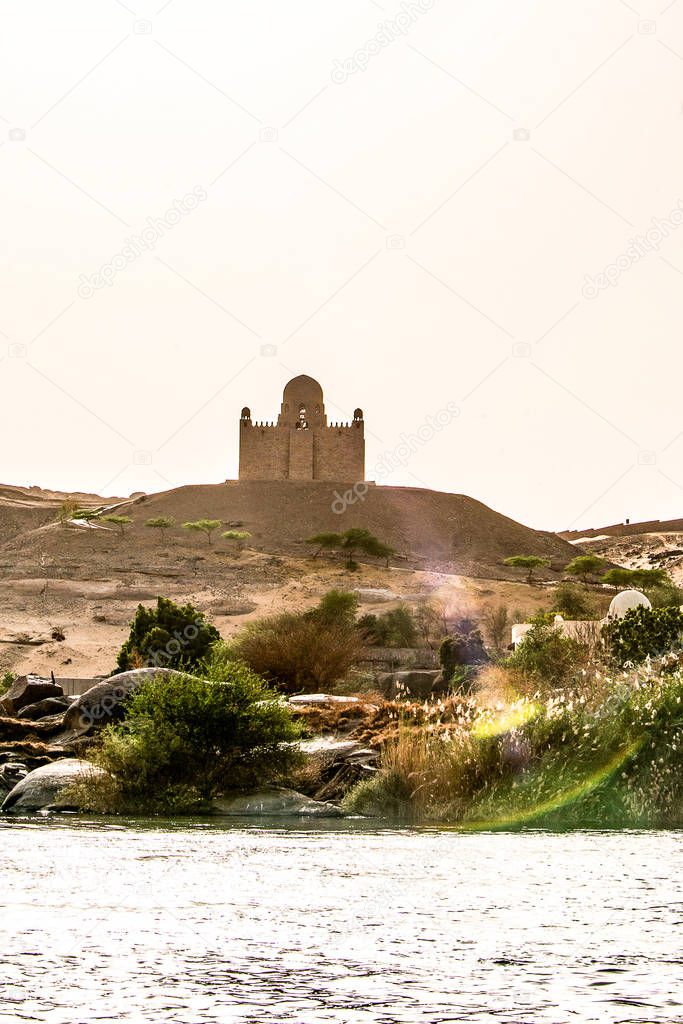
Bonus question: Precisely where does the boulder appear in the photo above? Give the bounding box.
[376,669,442,699]
[211,787,344,818]
[1,758,108,812]
[62,667,184,736]
[18,697,71,721]
[0,675,64,717]
[300,736,377,768]
[299,737,378,803]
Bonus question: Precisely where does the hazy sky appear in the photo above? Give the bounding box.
[1,0,682,532]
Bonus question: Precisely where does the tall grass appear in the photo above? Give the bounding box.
[344,660,683,827]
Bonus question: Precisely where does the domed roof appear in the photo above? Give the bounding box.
[608,589,652,619]
[282,375,323,400]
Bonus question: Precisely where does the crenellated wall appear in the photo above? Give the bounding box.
[239,377,365,481]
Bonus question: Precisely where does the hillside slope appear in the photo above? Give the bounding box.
[0,480,579,677]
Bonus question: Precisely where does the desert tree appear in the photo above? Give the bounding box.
[564,554,607,587]
[182,519,222,545]
[222,530,251,556]
[503,555,551,583]
[307,528,395,568]
[481,604,510,651]
[103,514,133,537]
[145,516,176,541]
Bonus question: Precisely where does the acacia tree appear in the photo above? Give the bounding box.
[103,514,133,536]
[182,519,222,545]
[308,532,342,558]
[503,555,551,583]
[145,516,176,541]
[222,530,251,556]
[602,567,670,591]
[307,528,394,568]
[564,554,607,587]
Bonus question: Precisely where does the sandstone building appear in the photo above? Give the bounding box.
[239,375,365,481]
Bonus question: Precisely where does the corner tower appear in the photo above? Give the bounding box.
[239,375,365,482]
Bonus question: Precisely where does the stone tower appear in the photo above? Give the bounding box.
[239,375,365,482]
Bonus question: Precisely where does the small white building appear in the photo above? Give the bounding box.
[511,590,653,649]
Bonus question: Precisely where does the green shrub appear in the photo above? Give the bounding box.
[231,611,364,693]
[551,582,598,620]
[644,581,683,609]
[182,519,222,544]
[145,516,176,540]
[115,597,220,673]
[102,515,133,536]
[602,567,669,590]
[311,590,359,627]
[358,606,419,647]
[603,605,683,666]
[0,671,15,697]
[84,666,302,811]
[507,621,587,686]
[307,528,395,567]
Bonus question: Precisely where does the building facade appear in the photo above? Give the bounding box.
[239,375,365,482]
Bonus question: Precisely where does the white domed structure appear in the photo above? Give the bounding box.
[607,589,652,620]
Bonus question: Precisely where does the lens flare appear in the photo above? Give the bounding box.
[470,701,539,740]
[437,737,644,832]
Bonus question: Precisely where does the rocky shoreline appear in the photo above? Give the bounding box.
[0,671,380,816]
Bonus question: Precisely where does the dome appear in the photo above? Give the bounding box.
[608,589,652,619]
[282,375,323,401]
[279,375,326,428]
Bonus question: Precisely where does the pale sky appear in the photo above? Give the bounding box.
[1,0,682,532]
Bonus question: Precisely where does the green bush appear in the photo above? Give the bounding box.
[358,606,419,648]
[644,581,683,609]
[503,555,551,582]
[602,567,669,590]
[603,605,683,666]
[0,671,15,697]
[115,597,220,673]
[564,554,606,584]
[551,582,598,620]
[311,590,359,627]
[307,528,395,567]
[507,621,587,686]
[86,665,302,811]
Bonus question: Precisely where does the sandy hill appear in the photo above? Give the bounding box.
[95,481,576,575]
[0,480,579,678]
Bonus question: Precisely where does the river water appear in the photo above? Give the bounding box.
[0,818,680,1023]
